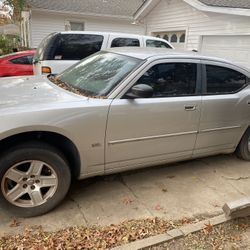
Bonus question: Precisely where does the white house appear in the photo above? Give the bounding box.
[135,0,250,68]
[21,0,145,48]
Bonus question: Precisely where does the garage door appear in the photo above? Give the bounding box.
[200,35,250,69]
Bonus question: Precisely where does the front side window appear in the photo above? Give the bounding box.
[146,40,172,49]
[51,34,103,60]
[111,38,140,48]
[10,55,33,65]
[131,63,197,98]
[55,52,142,97]
[206,65,247,94]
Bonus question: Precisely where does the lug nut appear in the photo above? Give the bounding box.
[30,175,35,178]
[23,177,28,182]
[31,185,35,190]
[23,184,27,188]
[35,180,40,184]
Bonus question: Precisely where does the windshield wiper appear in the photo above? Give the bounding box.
[48,75,107,99]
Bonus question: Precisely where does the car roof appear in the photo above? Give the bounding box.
[58,31,170,43]
[0,50,35,60]
[104,47,250,71]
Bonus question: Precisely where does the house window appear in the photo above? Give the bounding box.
[170,34,177,43]
[153,31,186,49]
[70,22,84,31]
[180,33,185,43]
[163,35,169,41]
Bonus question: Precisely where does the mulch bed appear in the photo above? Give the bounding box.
[0,216,200,250]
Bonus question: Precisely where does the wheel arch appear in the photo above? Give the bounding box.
[0,131,81,179]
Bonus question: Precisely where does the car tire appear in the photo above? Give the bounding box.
[0,142,71,217]
[236,128,250,161]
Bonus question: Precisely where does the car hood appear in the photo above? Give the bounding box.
[0,75,84,110]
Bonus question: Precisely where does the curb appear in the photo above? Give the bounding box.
[111,214,230,250]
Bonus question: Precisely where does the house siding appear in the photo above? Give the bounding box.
[145,0,250,51]
[30,11,145,48]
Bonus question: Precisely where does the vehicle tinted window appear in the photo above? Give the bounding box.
[52,34,104,60]
[10,55,33,65]
[135,63,197,98]
[206,65,247,94]
[111,38,140,48]
[34,32,57,61]
[146,40,172,49]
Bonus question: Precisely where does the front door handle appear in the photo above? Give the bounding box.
[185,105,197,111]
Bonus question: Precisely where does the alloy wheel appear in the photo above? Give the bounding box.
[1,160,58,208]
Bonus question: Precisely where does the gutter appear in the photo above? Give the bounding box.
[134,0,161,20]
[183,0,250,17]
[134,0,250,20]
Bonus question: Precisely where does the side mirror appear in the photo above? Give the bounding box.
[33,57,39,64]
[126,84,154,99]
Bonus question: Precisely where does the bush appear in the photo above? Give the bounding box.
[0,35,19,55]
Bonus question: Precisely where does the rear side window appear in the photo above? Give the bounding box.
[146,40,172,49]
[111,38,140,48]
[206,65,247,94]
[36,34,104,61]
[10,55,33,65]
[53,34,104,60]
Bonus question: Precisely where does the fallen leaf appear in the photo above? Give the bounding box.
[154,204,163,211]
[203,222,213,234]
[9,218,20,228]
[166,176,175,179]
[181,218,192,225]
[123,197,134,205]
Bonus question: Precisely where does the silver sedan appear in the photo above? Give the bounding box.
[0,48,250,217]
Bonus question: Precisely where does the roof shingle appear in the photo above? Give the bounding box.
[26,0,145,18]
[198,0,250,9]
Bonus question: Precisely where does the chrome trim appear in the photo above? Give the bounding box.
[108,131,198,145]
[200,125,241,133]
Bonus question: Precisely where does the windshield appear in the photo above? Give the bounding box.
[55,52,142,97]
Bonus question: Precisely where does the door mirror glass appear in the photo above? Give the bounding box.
[126,84,154,99]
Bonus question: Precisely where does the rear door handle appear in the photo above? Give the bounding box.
[185,105,197,111]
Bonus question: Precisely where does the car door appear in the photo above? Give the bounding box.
[105,59,202,171]
[194,61,250,156]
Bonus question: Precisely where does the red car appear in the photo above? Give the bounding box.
[0,50,35,77]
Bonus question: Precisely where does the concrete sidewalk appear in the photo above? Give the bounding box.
[1,154,250,236]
